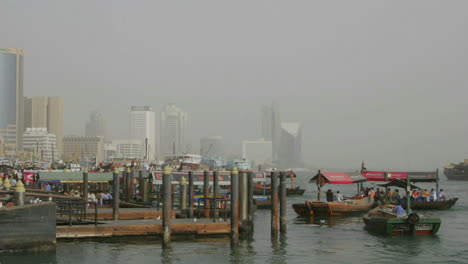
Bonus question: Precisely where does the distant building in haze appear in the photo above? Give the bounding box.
[160,103,187,158]
[112,139,145,159]
[24,96,64,154]
[22,128,58,162]
[0,48,24,152]
[62,135,105,164]
[278,122,302,168]
[130,106,155,160]
[200,136,224,158]
[241,138,273,167]
[85,111,106,140]
[260,102,281,162]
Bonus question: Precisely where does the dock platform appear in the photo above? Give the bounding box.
[56,218,230,239]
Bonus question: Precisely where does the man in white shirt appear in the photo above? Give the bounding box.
[336,191,344,202]
[439,189,446,201]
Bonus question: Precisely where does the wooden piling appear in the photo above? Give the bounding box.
[231,168,239,237]
[83,170,89,214]
[271,171,279,237]
[239,171,248,222]
[188,171,194,219]
[139,170,144,201]
[279,171,287,233]
[126,168,133,202]
[213,170,220,219]
[112,168,120,220]
[247,171,254,222]
[180,176,188,211]
[204,170,210,218]
[162,167,172,244]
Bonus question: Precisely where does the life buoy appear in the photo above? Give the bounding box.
[407,213,420,225]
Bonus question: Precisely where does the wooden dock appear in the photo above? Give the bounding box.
[56,219,230,239]
[83,208,176,220]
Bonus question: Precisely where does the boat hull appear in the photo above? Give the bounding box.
[0,202,56,252]
[254,187,305,196]
[363,214,441,235]
[401,198,458,210]
[445,174,468,180]
[292,197,375,216]
[253,198,271,209]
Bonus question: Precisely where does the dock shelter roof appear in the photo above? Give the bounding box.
[362,170,438,182]
[38,171,113,183]
[377,179,422,190]
[310,172,367,185]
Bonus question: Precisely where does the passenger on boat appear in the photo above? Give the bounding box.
[411,189,419,200]
[439,189,446,201]
[422,189,430,201]
[393,203,406,217]
[392,189,400,201]
[430,188,437,201]
[374,188,381,202]
[336,191,344,202]
[326,189,334,202]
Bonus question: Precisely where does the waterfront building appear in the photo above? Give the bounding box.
[24,96,64,154]
[22,128,58,162]
[112,139,145,159]
[278,122,302,168]
[200,136,224,157]
[62,135,105,163]
[160,103,187,157]
[130,106,155,160]
[0,48,24,151]
[0,124,18,156]
[85,111,106,140]
[241,138,273,167]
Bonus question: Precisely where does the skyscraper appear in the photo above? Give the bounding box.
[278,122,302,168]
[160,103,187,157]
[23,96,64,155]
[85,111,106,140]
[130,106,155,160]
[0,48,24,152]
[260,102,281,162]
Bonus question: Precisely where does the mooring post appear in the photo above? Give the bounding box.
[139,170,144,202]
[247,171,254,223]
[123,168,128,201]
[180,176,188,212]
[83,169,89,213]
[231,167,239,237]
[188,171,194,218]
[213,170,220,220]
[126,168,133,202]
[279,171,287,233]
[162,166,172,245]
[14,180,25,206]
[271,171,279,237]
[112,168,120,220]
[204,170,210,218]
[239,171,248,223]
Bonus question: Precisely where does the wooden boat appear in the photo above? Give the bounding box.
[292,196,375,216]
[253,197,271,209]
[292,170,371,216]
[363,206,441,235]
[402,198,458,210]
[444,161,468,180]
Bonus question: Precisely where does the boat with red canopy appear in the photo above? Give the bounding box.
[292,170,373,216]
[361,169,458,210]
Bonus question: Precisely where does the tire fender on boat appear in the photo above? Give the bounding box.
[407,213,420,225]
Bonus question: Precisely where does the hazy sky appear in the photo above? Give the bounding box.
[2,0,468,170]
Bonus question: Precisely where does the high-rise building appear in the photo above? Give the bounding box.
[241,138,273,166]
[111,139,145,159]
[160,103,187,157]
[278,122,302,168]
[22,128,58,162]
[260,102,281,162]
[130,106,155,160]
[62,135,105,163]
[24,96,64,154]
[0,48,24,152]
[85,111,106,140]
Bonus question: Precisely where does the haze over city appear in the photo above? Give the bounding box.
[2,0,468,169]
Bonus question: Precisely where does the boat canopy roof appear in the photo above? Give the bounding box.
[310,172,367,185]
[362,170,438,182]
[377,179,422,189]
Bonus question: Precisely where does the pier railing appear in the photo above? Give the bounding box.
[55,199,99,226]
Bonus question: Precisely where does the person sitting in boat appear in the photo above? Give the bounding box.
[393,202,406,217]
[326,189,334,202]
[374,188,381,202]
[392,189,400,201]
[421,189,430,201]
[411,189,419,200]
[430,188,437,201]
[439,189,446,201]
[336,191,344,202]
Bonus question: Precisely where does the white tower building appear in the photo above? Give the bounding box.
[130,106,155,160]
[160,103,187,158]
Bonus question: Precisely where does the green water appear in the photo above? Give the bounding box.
[1,177,467,264]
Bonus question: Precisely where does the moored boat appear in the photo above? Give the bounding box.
[444,160,468,180]
[254,170,305,196]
